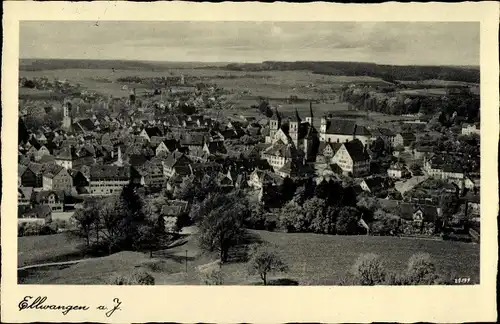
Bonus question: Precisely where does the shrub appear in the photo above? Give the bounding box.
[197,263,225,285]
[404,253,440,285]
[108,270,155,285]
[351,253,387,285]
[130,269,155,285]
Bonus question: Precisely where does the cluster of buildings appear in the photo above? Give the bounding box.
[18,78,481,238]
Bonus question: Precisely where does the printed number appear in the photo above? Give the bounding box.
[454,277,471,284]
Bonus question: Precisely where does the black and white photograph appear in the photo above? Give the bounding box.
[2,2,498,323]
[15,20,483,286]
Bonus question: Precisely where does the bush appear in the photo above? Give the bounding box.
[18,222,58,237]
[404,253,440,285]
[351,253,387,285]
[197,262,225,285]
[108,270,155,285]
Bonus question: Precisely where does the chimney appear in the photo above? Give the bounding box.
[353,124,357,139]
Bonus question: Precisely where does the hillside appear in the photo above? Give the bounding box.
[19,59,229,72]
[222,61,480,83]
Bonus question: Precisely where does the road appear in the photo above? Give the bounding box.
[394,175,429,194]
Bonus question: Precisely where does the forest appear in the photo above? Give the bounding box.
[223,61,480,83]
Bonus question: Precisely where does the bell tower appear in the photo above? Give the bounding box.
[62,101,73,130]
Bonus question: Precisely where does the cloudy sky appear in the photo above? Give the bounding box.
[20,21,479,66]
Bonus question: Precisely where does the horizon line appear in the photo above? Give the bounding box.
[19,57,480,69]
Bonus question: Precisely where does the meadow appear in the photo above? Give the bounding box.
[19,229,480,285]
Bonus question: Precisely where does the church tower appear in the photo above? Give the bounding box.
[269,107,281,140]
[305,101,313,125]
[289,107,301,148]
[62,101,73,130]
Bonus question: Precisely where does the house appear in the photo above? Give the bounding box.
[203,142,227,155]
[20,163,43,188]
[441,164,465,181]
[412,145,434,160]
[155,139,179,156]
[140,127,163,141]
[162,151,192,178]
[399,203,441,234]
[19,205,52,225]
[360,176,392,194]
[330,139,370,177]
[315,142,342,163]
[261,140,299,173]
[461,123,480,136]
[34,190,65,212]
[34,145,52,162]
[180,133,206,151]
[88,165,130,196]
[18,187,33,206]
[464,192,480,219]
[370,127,395,148]
[131,161,164,190]
[387,162,410,179]
[68,169,89,188]
[71,118,97,133]
[42,164,73,191]
[54,146,77,169]
[319,118,372,146]
[248,169,282,189]
[393,132,416,148]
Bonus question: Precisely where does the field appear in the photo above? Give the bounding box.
[19,230,480,285]
[19,66,389,103]
[18,233,85,268]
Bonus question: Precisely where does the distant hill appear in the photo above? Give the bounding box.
[222,61,480,84]
[19,59,480,84]
[19,59,230,71]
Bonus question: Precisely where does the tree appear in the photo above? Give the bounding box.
[302,197,327,232]
[197,192,249,263]
[370,137,386,159]
[173,175,197,201]
[336,207,361,235]
[403,253,440,285]
[409,163,423,176]
[72,208,98,248]
[292,185,307,205]
[351,253,387,285]
[278,201,304,232]
[247,244,289,285]
[310,205,337,234]
[356,194,380,223]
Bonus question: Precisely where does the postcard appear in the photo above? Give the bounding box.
[2,1,499,323]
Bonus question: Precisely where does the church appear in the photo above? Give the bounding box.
[263,102,320,177]
[263,102,372,178]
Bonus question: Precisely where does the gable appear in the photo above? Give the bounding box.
[334,145,352,162]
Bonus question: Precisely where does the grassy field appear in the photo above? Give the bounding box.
[19,68,388,102]
[19,230,480,285]
[18,233,85,268]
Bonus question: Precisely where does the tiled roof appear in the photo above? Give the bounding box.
[344,139,370,162]
[42,164,65,179]
[35,190,65,203]
[399,203,440,222]
[325,119,371,136]
[90,165,129,180]
[264,141,296,159]
[164,151,191,168]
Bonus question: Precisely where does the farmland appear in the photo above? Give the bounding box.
[19,229,480,285]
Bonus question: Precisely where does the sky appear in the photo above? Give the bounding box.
[20,21,479,66]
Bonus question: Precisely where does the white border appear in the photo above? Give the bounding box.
[2,2,499,323]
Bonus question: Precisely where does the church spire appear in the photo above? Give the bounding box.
[294,106,301,123]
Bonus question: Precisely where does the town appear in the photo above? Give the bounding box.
[17,63,481,286]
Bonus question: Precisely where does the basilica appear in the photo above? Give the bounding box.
[262,102,372,178]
